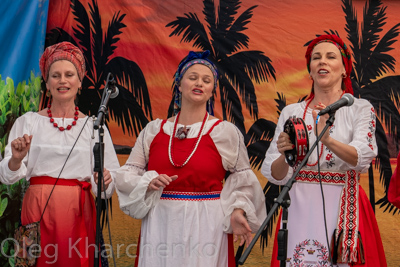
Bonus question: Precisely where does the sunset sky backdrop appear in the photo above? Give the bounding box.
[46,0,400,146]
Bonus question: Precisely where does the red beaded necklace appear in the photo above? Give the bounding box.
[168,111,209,168]
[47,104,79,131]
[303,91,344,166]
[303,97,323,166]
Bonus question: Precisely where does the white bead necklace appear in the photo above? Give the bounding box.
[168,111,209,167]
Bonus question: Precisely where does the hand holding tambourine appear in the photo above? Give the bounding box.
[281,117,309,167]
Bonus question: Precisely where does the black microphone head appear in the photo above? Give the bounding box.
[342,93,354,107]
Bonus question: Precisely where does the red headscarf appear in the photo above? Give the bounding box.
[305,34,353,99]
[39,42,86,82]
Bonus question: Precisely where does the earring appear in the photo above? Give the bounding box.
[342,73,347,78]
[46,90,51,97]
[78,87,82,95]
[309,75,313,80]
[207,98,213,114]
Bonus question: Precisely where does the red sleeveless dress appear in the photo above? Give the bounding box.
[135,119,235,267]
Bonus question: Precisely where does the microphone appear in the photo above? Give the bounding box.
[94,73,119,129]
[108,75,119,99]
[318,93,354,116]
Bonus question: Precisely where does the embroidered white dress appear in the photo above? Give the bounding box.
[261,98,387,266]
[115,118,266,267]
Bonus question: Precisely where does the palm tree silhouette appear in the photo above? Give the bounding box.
[166,1,277,259]
[343,0,400,214]
[166,0,276,138]
[42,0,152,137]
[305,0,400,214]
[244,92,307,251]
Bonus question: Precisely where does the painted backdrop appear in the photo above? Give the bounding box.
[44,0,400,266]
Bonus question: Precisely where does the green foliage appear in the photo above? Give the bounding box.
[0,73,41,267]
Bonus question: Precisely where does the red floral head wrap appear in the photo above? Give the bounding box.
[39,41,86,82]
[305,34,353,98]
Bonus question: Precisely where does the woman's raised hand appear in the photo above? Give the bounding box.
[9,134,32,171]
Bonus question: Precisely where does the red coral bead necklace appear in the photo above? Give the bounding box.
[304,91,344,166]
[47,104,79,131]
[303,97,323,167]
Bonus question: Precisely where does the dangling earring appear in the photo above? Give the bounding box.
[78,87,82,95]
[46,90,51,97]
[207,98,214,115]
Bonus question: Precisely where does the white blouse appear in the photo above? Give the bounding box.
[0,112,120,198]
[262,97,377,184]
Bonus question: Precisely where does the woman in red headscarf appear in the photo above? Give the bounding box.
[261,34,386,266]
[0,42,120,266]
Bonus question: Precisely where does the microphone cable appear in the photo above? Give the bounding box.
[99,151,117,267]
[315,121,334,267]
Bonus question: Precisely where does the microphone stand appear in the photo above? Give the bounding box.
[238,112,336,266]
[93,73,114,266]
[93,127,104,267]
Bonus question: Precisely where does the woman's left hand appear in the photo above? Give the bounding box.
[231,208,252,247]
[94,168,112,191]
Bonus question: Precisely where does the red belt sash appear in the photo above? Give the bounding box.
[30,176,94,217]
[296,170,361,264]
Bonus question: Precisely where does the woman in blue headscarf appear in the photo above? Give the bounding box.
[115,50,266,267]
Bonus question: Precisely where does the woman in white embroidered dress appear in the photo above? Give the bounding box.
[261,34,386,266]
[115,50,266,267]
[0,42,120,266]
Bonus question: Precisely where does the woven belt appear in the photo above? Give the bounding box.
[161,191,221,201]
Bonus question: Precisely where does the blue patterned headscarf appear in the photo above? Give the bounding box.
[173,50,218,115]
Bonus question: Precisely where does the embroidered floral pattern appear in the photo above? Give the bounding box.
[325,152,335,168]
[367,108,376,150]
[313,240,330,266]
[291,239,330,267]
[329,124,335,134]
[292,239,309,265]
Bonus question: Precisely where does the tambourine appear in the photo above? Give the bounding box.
[283,117,309,167]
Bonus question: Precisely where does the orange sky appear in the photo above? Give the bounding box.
[47,0,400,146]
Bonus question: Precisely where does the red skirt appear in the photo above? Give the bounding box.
[21,176,97,267]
